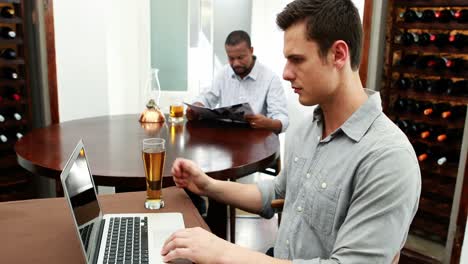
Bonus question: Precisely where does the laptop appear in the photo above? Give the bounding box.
[60,139,187,264]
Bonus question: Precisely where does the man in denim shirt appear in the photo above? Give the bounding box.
[161,0,421,263]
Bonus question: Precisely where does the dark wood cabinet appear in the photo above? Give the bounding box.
[0,0,34,201]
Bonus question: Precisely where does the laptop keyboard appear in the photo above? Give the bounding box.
[103,216,149,264]
[79,222,94,251]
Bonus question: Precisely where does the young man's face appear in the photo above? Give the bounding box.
[225,41,254,77]
[282,22,339,106]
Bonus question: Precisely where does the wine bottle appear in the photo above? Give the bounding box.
[418,33,432,46]
[0,114,4,122]
[422,80,437,94]
[435,9,454,23]
[414,100,431,114]
[431,33,449,47]
[395,119,410,134]
[436,128,463,143]
[431,79,452,94]
[12,112,21,121]
[11,92,20,101]
[0,26,16,39]
[415,55,431,69]
[16,132,23,140]
[429,102,451,117]
[401,9,421,23]
[436,151,459,166]
[398,54,418,67]
[441,105,467,120]
[1,86,21,101]
[394,98,408,113]
[413,142,431,162]
[449,33,466,49]
[0,48,16,60]
[410,122,429,138]
[394,98,416,113]
[420,10,436,23]
[0,133,7,143]
[2,67,18,80]
[424,56,447,70]
[445,58,465,72]
[408,121,421,137]
[454,9,468,23]
[419,124,440,140]
[413,78,429,92]
[395,77,412,90]
[0,6,15,18]
[421,102,440,116]
[395,32,418,46]
[447,80,467,96]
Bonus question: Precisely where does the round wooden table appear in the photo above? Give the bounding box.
[15,114,279,185]
[15,114,280,239]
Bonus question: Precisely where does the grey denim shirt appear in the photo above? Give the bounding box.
[257,90,421,264]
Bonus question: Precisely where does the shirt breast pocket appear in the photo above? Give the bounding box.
[303,175,341,236]
[287,154,307,191]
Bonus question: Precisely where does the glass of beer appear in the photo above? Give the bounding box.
[142,138,166,209]
[169,102,184,123]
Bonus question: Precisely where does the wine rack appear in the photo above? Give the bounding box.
[383,1,468,263]
[0,0,33,202]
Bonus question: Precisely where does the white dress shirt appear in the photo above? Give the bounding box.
[194,59,289,132]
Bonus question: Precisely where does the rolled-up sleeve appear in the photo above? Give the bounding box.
[266,75,289,133]
[194,72,223,108]
[256,155,288,219]
[256,179,276,219]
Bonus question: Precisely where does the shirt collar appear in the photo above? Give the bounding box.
[230,56,258,81]
[312,89,382,142]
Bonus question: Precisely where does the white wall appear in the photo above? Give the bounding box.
[213,0,252,65]
[55,0,149,122]
[105,0,147,115]
[54,1,110,122]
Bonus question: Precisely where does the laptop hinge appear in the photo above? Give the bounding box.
[92,218,106,264]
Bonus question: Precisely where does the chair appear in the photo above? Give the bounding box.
[270,198,400,264]
[228,155,282,243]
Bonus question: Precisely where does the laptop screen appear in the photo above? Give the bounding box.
[62,144,101,261]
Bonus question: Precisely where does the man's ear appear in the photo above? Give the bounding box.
[330,40,349,69]
[250,46,254,54]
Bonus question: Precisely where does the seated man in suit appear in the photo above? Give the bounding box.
[187,30,289,134]
[161,0,421,263]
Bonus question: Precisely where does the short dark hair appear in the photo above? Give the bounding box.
[225,30,251,47]
[276,0,363,71]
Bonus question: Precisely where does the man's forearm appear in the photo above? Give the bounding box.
[220,244,292,264]
[269,119,283,134]
[205,180,264,214]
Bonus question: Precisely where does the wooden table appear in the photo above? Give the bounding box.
[0,187,209,264]
[15,114,280,239]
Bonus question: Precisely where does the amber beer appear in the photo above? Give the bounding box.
[142,150,165,199]
[169,103,184,123]
[141,138,165,209]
